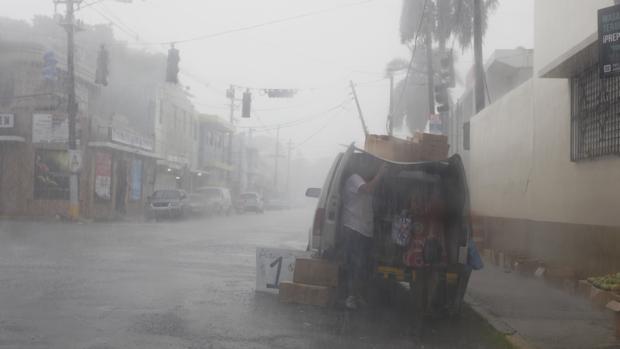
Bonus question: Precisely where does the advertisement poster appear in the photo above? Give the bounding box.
[130,159,142,201]
[32,114,69,143]
[34,150,70,199]
[95,152,112,201]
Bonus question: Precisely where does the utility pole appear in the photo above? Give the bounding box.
[273,126,280,194]
[286,139,292,200]
[425,17,436,119]
[473,0,485,113]
[227,85,235,187]
[349,81,369,136]
[59,0,81,220]
[388,73,394,136]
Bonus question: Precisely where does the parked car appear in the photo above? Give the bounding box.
[237,192,264,213]
[305,145,473,317]
[195,186,233,215]
[187,193,208,216]
[145,189,190,220]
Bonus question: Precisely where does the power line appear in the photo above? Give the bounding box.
[152,0,376,46]
[295,107,347,148]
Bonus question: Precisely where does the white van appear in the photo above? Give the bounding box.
[195,186,233,215]
[305,145,474,316]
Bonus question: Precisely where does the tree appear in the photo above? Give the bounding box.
[392,0,498,134]
[400,0,499,50]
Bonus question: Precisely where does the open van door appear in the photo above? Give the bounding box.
[310,144,355,255]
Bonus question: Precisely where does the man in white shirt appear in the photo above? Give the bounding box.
[342,163,387,309]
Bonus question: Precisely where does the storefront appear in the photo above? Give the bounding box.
[86,139,158,221]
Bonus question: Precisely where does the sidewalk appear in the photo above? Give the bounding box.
[466,263,619,349]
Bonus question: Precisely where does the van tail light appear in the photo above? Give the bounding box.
[313,208,325,236]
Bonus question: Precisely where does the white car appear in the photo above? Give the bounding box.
[238,192,264,213]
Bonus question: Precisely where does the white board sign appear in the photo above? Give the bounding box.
[255,247,311,294]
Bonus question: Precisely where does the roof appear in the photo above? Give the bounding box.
[198,114,234,133]
[539,32,597,78]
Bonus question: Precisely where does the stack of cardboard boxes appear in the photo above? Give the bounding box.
[278,258,339,307]
[364,132,449,162]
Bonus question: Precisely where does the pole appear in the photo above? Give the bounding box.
[473,0,485,113]
[425,21,435,119]
[388,73,394,135]
[227,85,234,187]
[273,126,280,194]
[349,81,369,136]
[63,0,80,220]
[286,139,292,200]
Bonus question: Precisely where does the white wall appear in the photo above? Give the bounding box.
[534,0,613,72]
[470,80,534,220]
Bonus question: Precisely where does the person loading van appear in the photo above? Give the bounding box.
[342,163,387,310]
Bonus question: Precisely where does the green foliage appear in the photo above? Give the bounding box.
[400,0,499,49]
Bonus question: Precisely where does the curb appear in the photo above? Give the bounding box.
[465,294,536,349]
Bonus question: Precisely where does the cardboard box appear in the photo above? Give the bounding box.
[414,131,448,145]
[278,281,333,307]
[418,142,450,161]
[364,135,420,162]
[293,258,339,287]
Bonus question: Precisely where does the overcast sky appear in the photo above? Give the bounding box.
[4,0,533,159]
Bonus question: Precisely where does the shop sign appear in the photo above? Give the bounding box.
[599,4,620,78]
[68,150,82,173]
[255,247,311,294]
[32,113,68,143]
[34,149,70,200]
[110,127,154,151]
[0,114,14,128]
[130,159,142,201]
[95,152,112,201]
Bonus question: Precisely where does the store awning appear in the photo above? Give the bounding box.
[0,136,26,142]
[203,160,234,172]
[539,32,598,78]
[88,141,161,159]
[156,159,186,170]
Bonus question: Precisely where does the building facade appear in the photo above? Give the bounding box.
[468,0,620,275]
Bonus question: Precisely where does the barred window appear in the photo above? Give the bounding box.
[571,65,620,161]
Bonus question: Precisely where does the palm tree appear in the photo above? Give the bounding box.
[400,0,499,49]
[391,0,498,134]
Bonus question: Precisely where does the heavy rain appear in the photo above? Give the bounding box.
[0,1,619,348]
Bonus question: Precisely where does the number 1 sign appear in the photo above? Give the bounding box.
[255,247,311,294]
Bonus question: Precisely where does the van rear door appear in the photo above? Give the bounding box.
[317,145,355,253]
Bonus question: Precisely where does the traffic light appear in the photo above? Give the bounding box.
[95,45,109,86]
[439,50,455,88]
[166,44,180,83]
[242,89,252,118]
[42,51,58,81]
[434,84,450,113]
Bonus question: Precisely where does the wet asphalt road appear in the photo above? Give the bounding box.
[0,208,510,349]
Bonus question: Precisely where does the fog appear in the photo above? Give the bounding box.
[0,1,566,348]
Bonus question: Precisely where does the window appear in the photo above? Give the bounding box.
[463,121,470,151]
[571,64,620,161]
[34,150,70,200]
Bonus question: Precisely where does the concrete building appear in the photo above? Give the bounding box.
[448,48,533,172]
[196,114,233,188]
[153,83,199,191]
[468,0,620,275]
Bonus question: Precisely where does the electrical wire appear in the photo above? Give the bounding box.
[133,0,377,46]
[236,98,351,131]
[295,106,347,148]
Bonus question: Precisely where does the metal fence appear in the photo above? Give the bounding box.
[571,65,620,161]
